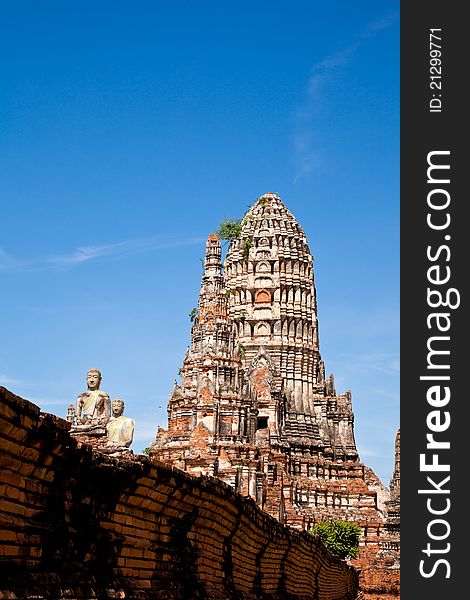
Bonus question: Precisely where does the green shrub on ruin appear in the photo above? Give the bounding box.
[309,520,361,559]
[216,218,243,240]
[243,238,251,262]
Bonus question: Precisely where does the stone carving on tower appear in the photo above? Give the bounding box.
[153,193,391,549]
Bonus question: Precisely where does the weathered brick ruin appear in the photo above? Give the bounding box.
[386,430,400,557]
[352,430,400,599]
[0,386,358,599]
[153,193,400,597]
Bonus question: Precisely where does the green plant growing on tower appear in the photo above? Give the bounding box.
[243,238,251,263]
[216,218,243,240]
[189,307,198,322]
[308,520,361,560]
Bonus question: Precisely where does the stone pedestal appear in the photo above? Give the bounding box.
[70,427,107,449]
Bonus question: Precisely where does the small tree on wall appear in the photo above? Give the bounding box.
[308,520,361,559]
[216,218,243,240]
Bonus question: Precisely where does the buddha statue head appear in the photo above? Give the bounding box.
[86,368,102,391]
[111,397,125,418]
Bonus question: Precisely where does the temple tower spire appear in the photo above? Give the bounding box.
[222,193,355,454]
[190,233,228,355]
[225,193,322,415]
[204,232,223,277]
[156,193,358,489]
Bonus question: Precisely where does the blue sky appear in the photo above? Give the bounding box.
[1,1,399,484]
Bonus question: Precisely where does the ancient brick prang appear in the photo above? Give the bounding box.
[152,193,399,598]
[0,386,358,600]
[153,195,387,532]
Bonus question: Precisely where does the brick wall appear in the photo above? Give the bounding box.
[0,387,358,600]
[351,546,400,600]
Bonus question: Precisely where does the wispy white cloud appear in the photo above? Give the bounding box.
[370,387,400,402]
[357,445,386,459]
[367,13,398,34]
[1,236,205,273]
[335,352,400,376]
[0,374,20,386]
[311,44,359,75]
[48,241,133,266]
[361,353,399,375]
[292,132,322,183]
[308,12,397,78]
[132,420,161,453]
[293,158,321,184]
[0,248,21,271]
[33,398,70,407]
[293,12,398,183]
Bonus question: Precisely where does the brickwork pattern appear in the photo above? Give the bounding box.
[0,387,358,600]
[350,431,400,599]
